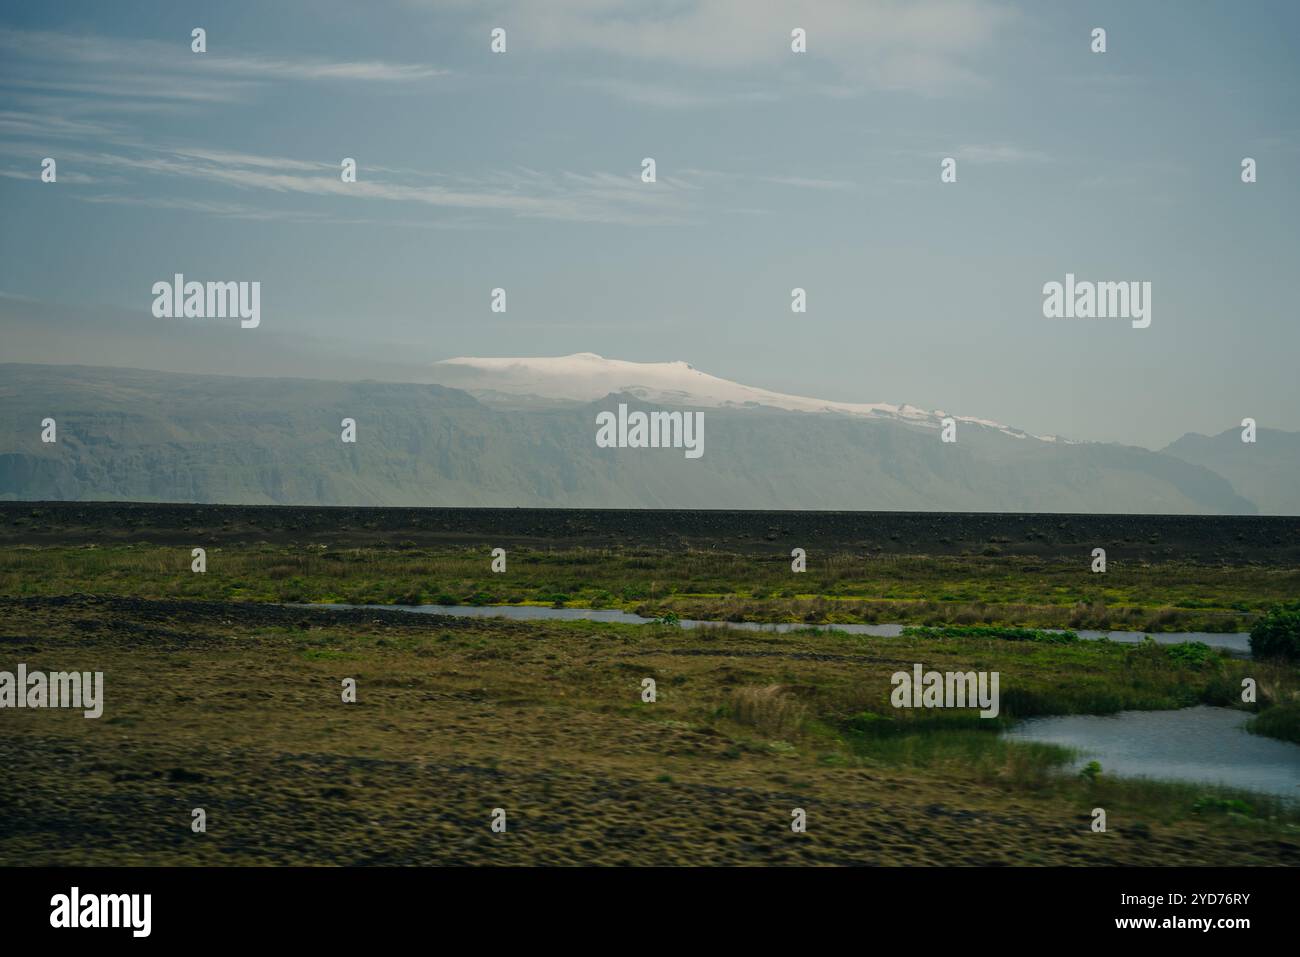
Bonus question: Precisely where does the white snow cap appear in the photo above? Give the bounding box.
[431,353,1059,441]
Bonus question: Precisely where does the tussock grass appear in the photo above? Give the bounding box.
[1247,703,1300,744]
[727,684,808,739]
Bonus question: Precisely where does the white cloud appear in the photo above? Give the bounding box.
[20,144,698,226]
[0,27,447,111]
[957,144,1049,164]
[0,167,99,183]
[757,174,857,191]
[439,0,1014,94]
[0,110,121,139]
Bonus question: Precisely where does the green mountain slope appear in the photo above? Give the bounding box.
[0,364,1260,513]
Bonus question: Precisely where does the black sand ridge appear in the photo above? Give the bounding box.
[3,502,1298,563]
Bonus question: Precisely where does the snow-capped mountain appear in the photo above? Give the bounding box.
[0,362,1262,513]
[431,352,1061,442]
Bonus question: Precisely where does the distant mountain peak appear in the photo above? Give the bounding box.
[431,353,1058,441]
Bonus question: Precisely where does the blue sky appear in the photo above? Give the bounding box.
[1,0,1297,448]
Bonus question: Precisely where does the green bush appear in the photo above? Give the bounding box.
[1193,795,1255,817]
[1249,605,1300,661]
[1164,641,1216,667]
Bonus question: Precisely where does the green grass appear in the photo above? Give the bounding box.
[900,624,1081,644]
[1,542,1294,632]
[5,589,1298,864]
[1247,702,1300,744]
[2,542,1297,749]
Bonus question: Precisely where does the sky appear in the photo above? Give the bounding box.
[1,0,1297,449]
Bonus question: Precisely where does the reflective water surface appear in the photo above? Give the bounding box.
[1003,706,1300,800]
[306,602,1251,654]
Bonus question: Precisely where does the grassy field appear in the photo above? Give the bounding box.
[2,511,1297,866]
[1,594,1297,866]
[1,542,1296,632]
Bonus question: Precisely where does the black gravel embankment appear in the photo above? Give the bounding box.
[3,501,1298,563]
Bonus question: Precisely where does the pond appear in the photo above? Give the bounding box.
[1003,706,1299,800]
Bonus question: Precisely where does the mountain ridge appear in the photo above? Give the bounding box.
[1162,427,1300,515]
[0,362,1268,513]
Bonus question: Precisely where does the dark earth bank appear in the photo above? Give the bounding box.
[3,502,1298,563]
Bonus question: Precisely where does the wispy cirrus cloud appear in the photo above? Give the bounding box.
[0,28,446,94]
[678,167,859,192]
[0,139,698,226]
[956,143,1050,164]
[3,74,261,106]
[73,192,506,232]
[0,26,447,138]
[433,0,1014,96]
[0,110,122,139]
[76,194,342,221]
[0,166,99,184]
[0,17,878,227]
[0,23,698,226]
[756,174,858,191]
[888,141,1050,169]
[574,75,782,109]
